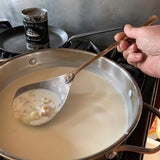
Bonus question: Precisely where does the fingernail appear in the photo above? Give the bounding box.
[128,44,134,51]
[129,53,141,59]
[127,44,137,53]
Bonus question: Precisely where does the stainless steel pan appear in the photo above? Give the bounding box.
[0,48,159,160]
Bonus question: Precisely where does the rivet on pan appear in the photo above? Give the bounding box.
[29,58,37,65]
[105,151,117,159]
[128,89,133,98]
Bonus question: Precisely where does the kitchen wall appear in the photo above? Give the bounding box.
[0,0,160,47]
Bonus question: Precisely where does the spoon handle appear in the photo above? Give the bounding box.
[65,15,158,83]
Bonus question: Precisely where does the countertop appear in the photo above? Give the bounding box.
[143,138,160,160]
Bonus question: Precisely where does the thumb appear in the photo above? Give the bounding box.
[124,24,138,39]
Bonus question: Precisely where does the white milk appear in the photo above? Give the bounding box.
[13,89,61,126]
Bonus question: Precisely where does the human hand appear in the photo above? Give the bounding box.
[114,24,160,78]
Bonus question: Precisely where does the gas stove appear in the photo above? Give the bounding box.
[0,24,159,160]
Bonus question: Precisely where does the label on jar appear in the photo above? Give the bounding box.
[23,20,50,50]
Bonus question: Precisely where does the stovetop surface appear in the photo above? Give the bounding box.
[0,30,159,160]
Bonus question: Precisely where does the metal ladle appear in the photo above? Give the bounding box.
[13,15,158,126]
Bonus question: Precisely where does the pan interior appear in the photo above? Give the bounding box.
[0,66,128,160]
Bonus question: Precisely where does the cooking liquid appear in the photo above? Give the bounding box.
[13,89,61,126]
[0,67,128,160]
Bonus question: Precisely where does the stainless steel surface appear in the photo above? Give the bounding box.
[0,48,143,159]
[0,0,159,47]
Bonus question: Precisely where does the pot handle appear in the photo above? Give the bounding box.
[106,102,160,159]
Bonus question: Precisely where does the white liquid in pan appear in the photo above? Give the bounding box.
[0,67,128,160]
[13,89,61,126]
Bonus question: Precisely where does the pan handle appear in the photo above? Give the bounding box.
[105,102,160,159]
[67,27,123,42]
[0,20,12,30]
